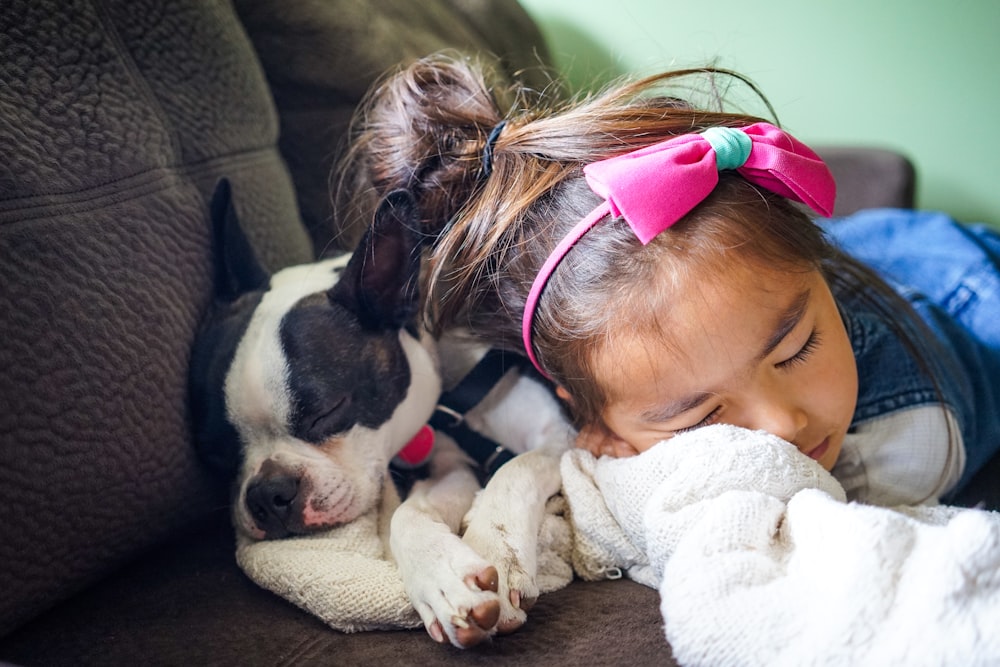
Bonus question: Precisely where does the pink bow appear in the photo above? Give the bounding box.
[522,122,837,376]
[585,121,835,244]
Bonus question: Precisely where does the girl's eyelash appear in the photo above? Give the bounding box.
[777,329,822,370]
[674,406,722,434]
[673,329,821,435]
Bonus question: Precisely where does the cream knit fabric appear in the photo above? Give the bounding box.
[561,424,1000,667]
[237,507,422,632]
[236,479,573,633]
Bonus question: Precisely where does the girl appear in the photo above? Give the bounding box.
[339,53,1000,507]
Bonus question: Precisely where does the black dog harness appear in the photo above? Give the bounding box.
[430,349,527,478]
[389,349,545,494]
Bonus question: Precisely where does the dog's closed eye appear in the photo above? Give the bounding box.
[304,396,353,443]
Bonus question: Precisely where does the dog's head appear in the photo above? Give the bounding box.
[190,181,440,540]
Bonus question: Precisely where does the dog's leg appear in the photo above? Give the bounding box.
[460,443,564,634]
[391,434,502,648]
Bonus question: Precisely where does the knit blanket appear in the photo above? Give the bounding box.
[236,507,422,632]
[561,424,1000,667]
[236,483,573,633]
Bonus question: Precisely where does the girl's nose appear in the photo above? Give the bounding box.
[747,391,808,446]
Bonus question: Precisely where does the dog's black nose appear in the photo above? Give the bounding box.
[245,475,300,537]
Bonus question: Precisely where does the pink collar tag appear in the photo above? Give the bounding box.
[394,425,435,467]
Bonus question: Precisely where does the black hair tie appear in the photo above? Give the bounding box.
[479,120,507,179]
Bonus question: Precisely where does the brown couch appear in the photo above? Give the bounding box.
[1,1,997,665]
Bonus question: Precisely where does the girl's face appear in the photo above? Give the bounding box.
[584,260,858,471]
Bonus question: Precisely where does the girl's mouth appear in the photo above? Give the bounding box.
[806,437,830,462]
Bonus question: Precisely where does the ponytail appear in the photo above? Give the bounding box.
[333,52,536,244]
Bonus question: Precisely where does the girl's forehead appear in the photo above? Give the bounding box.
[593,262,819,396]
[622,250,806,330]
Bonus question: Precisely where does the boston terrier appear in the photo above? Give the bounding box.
[189,180,573,648]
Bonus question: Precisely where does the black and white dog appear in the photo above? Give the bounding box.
[189,180,572,647]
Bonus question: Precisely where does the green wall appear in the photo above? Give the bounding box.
[519,0,1000,225]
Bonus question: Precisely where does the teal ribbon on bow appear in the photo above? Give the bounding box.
[701,126,753,171]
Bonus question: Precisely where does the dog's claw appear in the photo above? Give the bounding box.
[471,566,499,593]
[496,616,525,635]
[471,599,501,630]
[450,599,501,648]
[428,620,447,644]
[494,589,532,635]
[441,565,504,648]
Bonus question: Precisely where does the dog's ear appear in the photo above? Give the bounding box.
[329,189,423,329]
[209,178,270,302]
[188,301,253,480]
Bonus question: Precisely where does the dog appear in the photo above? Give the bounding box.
[189,180,574,647]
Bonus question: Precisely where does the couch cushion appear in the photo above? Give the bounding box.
[0,510,674,666]
[0,0,313,635]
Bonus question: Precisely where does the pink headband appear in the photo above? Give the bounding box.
[521,121,837,377]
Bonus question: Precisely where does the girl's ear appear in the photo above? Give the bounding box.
[555,386,574,405]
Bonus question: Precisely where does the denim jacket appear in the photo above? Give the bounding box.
[824,209,1000,494]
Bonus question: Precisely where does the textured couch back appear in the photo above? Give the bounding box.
[0,0,313,635]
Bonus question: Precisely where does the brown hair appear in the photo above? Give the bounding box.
[338,53,948,429]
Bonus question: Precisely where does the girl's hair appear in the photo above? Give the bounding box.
[338,52,949,428]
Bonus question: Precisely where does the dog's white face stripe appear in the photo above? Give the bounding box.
[225,327,290,440]
[268,254,349,291]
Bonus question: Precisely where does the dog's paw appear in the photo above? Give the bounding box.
[403,537,505,648]
[424,566,501,647]
[461,521,540,634]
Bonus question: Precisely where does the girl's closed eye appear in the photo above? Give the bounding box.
[673,329,822,434]
[777,329,822,370]
[673,405,723,434]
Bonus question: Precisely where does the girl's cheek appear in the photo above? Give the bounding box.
[573,424,607,455]
[611,438,642,458]
[574,423,641,458]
